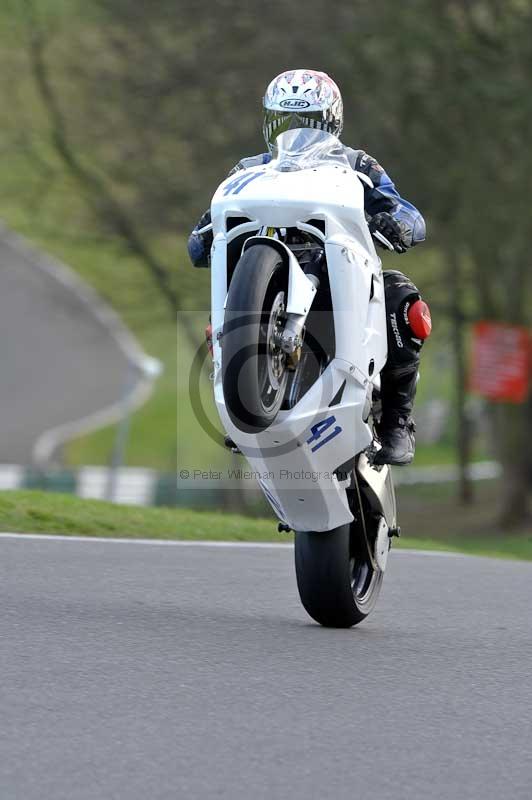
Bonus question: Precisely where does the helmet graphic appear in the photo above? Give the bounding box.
[262,69,343,150]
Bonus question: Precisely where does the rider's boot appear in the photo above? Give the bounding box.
[373,363,419,466]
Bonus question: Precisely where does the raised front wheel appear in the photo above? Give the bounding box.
[222,245,288,433]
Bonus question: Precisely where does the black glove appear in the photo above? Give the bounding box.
[369,212,407,254]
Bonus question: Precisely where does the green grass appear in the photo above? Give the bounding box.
[0,490,286,541]
[1,490,531,561]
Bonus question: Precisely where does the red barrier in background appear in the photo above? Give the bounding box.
[470,321,530,403]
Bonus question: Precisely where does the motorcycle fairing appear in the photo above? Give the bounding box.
[210,130,392,531]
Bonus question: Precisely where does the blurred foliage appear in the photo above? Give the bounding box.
[4,0,531,317]
[0,0,531,521]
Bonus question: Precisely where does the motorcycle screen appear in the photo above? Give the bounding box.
[270,129,349,172]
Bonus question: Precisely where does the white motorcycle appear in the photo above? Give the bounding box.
[208,129,398,627]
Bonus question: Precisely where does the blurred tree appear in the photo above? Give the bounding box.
[56,0,359,227]
[6,0,531,523]
[340,0,532,524]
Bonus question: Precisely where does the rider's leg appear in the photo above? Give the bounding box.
[373,270,432,466]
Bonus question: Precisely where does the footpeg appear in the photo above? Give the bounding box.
[388,526,401,538]
[224,435,241,454]
[278,522,292,533]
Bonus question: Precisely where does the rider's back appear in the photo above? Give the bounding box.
[189,144,425,269]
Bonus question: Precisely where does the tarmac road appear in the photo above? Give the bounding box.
[1,535,531,800]
[0,232,136,463]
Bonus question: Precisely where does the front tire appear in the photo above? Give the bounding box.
[294,524,383,627]
[222,245,289,433]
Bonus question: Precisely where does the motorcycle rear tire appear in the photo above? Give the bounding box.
[295,524,383,628]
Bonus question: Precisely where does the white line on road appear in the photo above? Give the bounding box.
[0,532,294,548]
[0,531,477,558]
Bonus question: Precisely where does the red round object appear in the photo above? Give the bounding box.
[408,299,432,339]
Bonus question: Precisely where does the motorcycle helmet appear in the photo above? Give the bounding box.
[262,69,343,151]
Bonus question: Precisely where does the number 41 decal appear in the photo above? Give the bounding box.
[306,415,342,453]
[223,170,265,196]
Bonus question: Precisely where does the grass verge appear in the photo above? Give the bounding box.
[1,490,531,561]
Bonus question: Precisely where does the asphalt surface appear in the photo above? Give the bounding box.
[0,235,131,463]
[1,537,531,800]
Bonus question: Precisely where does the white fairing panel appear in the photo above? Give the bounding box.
[209,131,389,532]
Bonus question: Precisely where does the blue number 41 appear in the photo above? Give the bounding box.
[306,416,342,453]
[223,170,265,196]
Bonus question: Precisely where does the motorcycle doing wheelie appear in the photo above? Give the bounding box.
[208,129,398,627]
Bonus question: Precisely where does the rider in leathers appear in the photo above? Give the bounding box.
[188,70,431,465]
